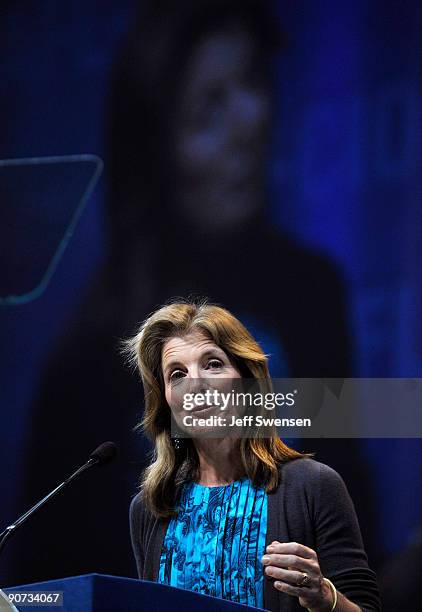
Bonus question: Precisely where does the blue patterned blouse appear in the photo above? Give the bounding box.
[158,476,268,608]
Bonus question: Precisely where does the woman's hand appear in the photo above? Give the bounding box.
[261,541,334,612]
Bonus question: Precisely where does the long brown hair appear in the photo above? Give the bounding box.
[124,298,309,517]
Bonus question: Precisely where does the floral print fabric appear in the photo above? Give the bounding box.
[158,476,268,607]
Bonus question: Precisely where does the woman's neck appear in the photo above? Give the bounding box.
[193,438,245,486]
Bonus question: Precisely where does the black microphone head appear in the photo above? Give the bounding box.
[89,441,117,466]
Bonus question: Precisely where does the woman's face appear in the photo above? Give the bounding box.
[171,24,272,233]
[161,329,242,435]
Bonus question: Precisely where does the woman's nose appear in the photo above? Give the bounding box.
[229,85,269,146]
[188,375,208,393]
[188,373,217,400]
[184,363,199,379]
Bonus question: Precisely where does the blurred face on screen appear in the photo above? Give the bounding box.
[171,24,272,233]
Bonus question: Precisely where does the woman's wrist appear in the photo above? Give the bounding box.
[307,580,363,612]
[323,578,337,611]
[307,577,336,612]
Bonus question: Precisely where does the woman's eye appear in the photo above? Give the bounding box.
[170,370,185,382]
[206,359,223,370]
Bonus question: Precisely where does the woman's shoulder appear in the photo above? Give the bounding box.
[274,457,354,519]
[129,490,151,527]
[278,457,347,491]
[130,490,144,512]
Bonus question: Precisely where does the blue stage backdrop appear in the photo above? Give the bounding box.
[1,0,421,589]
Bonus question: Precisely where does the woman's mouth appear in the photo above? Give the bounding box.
[188,403,218,414]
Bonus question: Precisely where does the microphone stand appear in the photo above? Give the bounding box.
[0,457,98,556]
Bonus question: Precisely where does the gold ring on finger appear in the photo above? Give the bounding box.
[297,572,311,587]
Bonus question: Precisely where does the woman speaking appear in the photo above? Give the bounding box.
[126,300,381,612]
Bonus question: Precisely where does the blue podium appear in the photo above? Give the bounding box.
[4,574,265,611]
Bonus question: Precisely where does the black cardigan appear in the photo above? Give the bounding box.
[129,458,381,612]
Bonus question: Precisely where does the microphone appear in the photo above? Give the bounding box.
[0,441,117,555]
[89,441,117,466]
